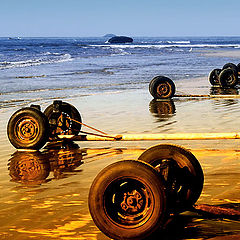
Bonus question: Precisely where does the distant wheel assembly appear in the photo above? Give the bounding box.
[209,62,239,88]
[149,76,176,99]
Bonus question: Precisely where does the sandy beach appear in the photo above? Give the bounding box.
[0,71,240,240]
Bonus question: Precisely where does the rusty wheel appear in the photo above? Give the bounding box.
[219,68,238,88]
[44,101,82,139]
[7,107,49,149]
[138,144,204,212]
[149,76,175,99]
[208,68,221,86]
[88,160,167,240]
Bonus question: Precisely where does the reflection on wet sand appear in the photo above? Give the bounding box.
[210,86,239,96]
[149,99,176,120]
[4,144,240,240]
[8,141,84,184]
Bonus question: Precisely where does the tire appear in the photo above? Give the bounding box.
[44,101,82,139]
[219,68,238,88]
[88,160,167,240]
[7,107,49,150]
[149,76,175,99]
[222,63,238,73]
[138,144,204,211]
[208,68,221,85]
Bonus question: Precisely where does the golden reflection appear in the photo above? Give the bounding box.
[149,99,176,120]
[210,86,239,95]
[13,214,97,240]
[8,141,84,184]
[8,151,50,185]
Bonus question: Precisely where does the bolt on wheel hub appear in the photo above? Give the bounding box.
[120,190,144,213]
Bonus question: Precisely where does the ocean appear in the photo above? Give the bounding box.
[1,36,240,109]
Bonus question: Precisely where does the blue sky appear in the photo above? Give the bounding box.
[1,0,240,37]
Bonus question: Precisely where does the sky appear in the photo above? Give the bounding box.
[1,0,240,37]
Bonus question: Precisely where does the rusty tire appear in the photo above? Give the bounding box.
[88,160,167,240]
[219,68,238,88]
[138,144,204,212]
[149,76,175,99]
[208,68,221,86]
[7,107,49,150]
[44,102,82,139]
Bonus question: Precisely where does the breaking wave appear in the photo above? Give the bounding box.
[91,43,240,49]
[0,53,72,70]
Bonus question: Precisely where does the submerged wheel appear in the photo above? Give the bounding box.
[208,68,221,85]
[222,63,238,73]
[44,101,82,139]
[138,144,204,211]
[88,160,167,240]
[219,68,238,88]
[7,107,49,150]
[149,76,176,99]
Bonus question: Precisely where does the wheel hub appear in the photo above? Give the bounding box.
[157,83,169,96]
[120,190,143,213]
[56,112,72,134]
[17,118,39,141]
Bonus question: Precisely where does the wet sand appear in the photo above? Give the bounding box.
[0,74,240,239]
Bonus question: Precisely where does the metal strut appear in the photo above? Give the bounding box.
[66,116,122,140]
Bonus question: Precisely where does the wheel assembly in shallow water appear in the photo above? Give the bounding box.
[149,75,176,99]
[7,100,82,149]
[7,100,240,150]
[88,144,204,240]
[208,62,240,88]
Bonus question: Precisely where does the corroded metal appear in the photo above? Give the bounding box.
[16,116,39,143]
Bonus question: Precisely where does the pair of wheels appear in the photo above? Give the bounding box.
[149,76,176,99]
[209,63,240,88]
[89,144,204,240]
[7,101,82,150]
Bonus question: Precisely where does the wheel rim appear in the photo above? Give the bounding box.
[15,116,40,144]
[156,82,171,97]
[104,177,154,227]
[55,112,72,135]
[150,159,191,199]
[226,73,235,85]
[212,70,220,84]
[138,145,204,210]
